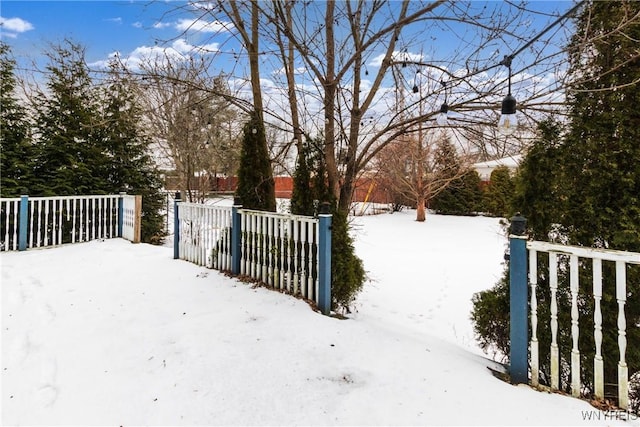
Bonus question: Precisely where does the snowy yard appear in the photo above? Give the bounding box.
[1,209,637,426]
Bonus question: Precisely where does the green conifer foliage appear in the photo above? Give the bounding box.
[0,43,34,197]
[482,166,514,218]
[290,138,315,216]
[329,206,366,312]
[235,111,276,211]
[290,136,365,312]
[473,2,640,411]
[99,63,166,244]
[559,1,640,408]
[431,170,483,216]
[510,118,565,240]
[31,40,108,196]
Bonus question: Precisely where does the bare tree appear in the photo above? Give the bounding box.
[136,55,241,202]
[156,1,635,214]
[375,128,473,221]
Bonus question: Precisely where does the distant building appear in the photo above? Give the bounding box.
[473,154,522,182]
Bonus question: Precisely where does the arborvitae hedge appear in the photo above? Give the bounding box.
[431,170,483,216]
[235,110,276,212]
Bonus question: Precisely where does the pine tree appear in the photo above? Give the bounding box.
[290,138,315,216]
[482,166,514,217]
[559,1,640,408]
[98,62,166,244]
[235,110,276,211]
[0,42,34,197]
[31,40,107,196]
[563,1,640,251]
[510,118,565,240]
[430,170,483,216]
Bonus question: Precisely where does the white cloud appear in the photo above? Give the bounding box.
[153,21,172,29]
[91,38,219,71]
[0,16,34,33]
[105,17,123,25]
[174,18,231,33]
[132,21,143,28]
[368,50,426,67]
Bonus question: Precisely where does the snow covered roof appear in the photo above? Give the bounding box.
[473,154,522,180]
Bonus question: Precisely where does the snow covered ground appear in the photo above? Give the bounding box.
[2,209,637,426]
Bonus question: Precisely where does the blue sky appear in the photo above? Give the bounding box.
[1,0,577,131]
[1,1,194,66]
[1,1,575,72]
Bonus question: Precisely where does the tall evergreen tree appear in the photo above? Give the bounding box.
[482,166,514,218]
[430,170,483,216]
[473,2,640,411]
[289,138,315,216]
[31,40,107,196]
[0,42,34,196]
[510,118,565,239]
[560,1,640,408]
[563,1,640,251]
[235,110,276,211]
[99,62,166,244]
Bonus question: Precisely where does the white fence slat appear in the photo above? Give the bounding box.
[549,252,560,391]
[307,221,314,299]
[286,219,293,293]
[569,255,581,398]
[28,200,34,249]
[265,216,275,286]
[300,220,307,298]
[57,199,63,245]
[529,249,539,387]
[592,258,604,400]
[616,261,628,410]
[44,200,50,247]
[12,200,18,250]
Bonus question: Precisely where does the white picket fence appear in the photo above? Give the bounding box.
[1,198,20,251]
[0,194,140,251]
[240,209,319,301]
[175,202,233,270]
[527,241,640,409]
[175,204,321,302]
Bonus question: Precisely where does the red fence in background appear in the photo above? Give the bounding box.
[165,175,391,204]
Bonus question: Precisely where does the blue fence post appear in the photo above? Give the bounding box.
[173,191,181,260]
[317,202,332,315]
[117,192,125,238]
[231,198,242,275]
[509,213,528,384]
[18,195,29,251]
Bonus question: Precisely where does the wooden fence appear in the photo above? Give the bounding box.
[0,194,141,251]
[509,232,639,410]
[173,197,332,314]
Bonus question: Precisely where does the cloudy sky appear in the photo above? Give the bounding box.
[0,1,232,71]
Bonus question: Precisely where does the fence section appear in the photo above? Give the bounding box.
[174,198,332,315]
[240,209,319,302]
[175,202,232,269]
[0,194,141,251]
[509,232,639,410]
[0,198,21,251]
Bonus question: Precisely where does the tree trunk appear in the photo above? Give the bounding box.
[416,194,426,222]
[323,1,340,203]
